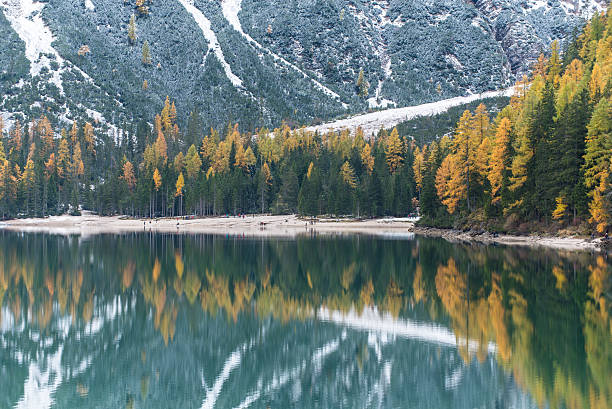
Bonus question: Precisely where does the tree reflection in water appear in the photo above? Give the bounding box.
[0,231,609,409]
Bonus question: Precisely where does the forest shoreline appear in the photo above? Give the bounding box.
[0,214,608,252]
[412,226,607,252]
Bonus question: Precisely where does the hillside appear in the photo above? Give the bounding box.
[0,0,606,134]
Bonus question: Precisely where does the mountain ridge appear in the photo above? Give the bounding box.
[0,0,606,135]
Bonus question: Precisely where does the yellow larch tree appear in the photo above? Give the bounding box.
[385,127,403,174]
[361,143,374,175]
[436,154,465,214]
[121,160,136,192]
[153,168,162,192]
[340,161,357,189]
[488,118,512,205]
[83,122,96,156]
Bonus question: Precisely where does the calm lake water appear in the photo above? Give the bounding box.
[0,231,610,409]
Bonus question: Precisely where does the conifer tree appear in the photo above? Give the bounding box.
[385,128,403,174]
[175,172,185,216]
[259,162,272,213]
[128,14,137,45]
[452,110,476,210]
[361,143,374,175]
[547,40,562,85]
[436,155,464,214]
[488,118,511,207]
[136,0,149,15]
[121,160,136,192]
[356,69,368,97]
[184,145,202,180]
[142,40,152,65]
[583,98,612,232]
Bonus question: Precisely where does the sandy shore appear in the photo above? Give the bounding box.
[0,215,607,252]
[0,214,416,238]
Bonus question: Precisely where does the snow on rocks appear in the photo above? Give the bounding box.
[556,0,605,17]
[306,88,515,137]
[346,1,397,107]
[0,0,65,92]
[84,0,94,11]
[221,0,347,107]
[367,97,395,109]
[177,0,245,90]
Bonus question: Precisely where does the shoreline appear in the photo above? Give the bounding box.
[412,226,607,253]
[0,214,416,238]
[0,215,607,252]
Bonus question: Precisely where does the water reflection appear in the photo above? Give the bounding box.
[0,232,609,408]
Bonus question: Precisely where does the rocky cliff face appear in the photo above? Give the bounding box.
[472,0,607,75]
[0,0,605,134]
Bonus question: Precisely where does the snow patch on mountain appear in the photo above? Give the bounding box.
[558,0,607,17]
[84,0,94,11]
[0,0,65,92]
[367,97,395,109]
[177,0,245,90]
[306,88,515,137]
[221,0,346,106]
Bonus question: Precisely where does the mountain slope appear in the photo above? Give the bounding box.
[0,0,605,133]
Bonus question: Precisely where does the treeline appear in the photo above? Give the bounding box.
[417,7,612,234]
[0,95,418,219]
[0,7,609,234]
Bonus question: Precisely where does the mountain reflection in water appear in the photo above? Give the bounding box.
[0,232,609,409]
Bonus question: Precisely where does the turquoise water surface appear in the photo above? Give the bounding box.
[0,232,610,408]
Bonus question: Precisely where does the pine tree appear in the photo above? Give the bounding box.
[356,69,368,97]
[528,80,555,218]
[547,40,562,85]
[277,167,299,213]
[186,109,203,147]
[8,120,22,162]
[43,153,55,216]
[259,162,272,213]
[128,14,137,45]
[552,87,590,220]
[142,40,152,65]
[21,158,35,215]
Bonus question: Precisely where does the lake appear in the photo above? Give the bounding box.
[0,231,610,409]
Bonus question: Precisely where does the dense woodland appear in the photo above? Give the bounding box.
[0,7,610,234]
[418,6,612,234]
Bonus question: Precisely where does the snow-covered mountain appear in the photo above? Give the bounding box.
[0,0,606,133]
